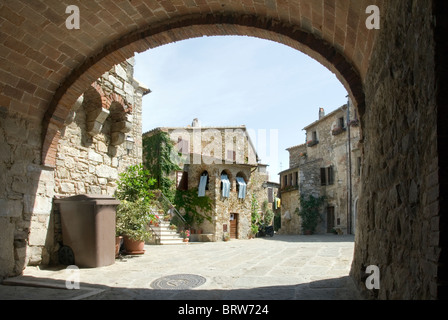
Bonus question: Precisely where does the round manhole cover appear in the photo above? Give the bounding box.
[150,274,206,290]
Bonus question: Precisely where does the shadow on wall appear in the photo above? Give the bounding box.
[0,110,56,278]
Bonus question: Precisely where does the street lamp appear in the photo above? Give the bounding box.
[125,135,134,155]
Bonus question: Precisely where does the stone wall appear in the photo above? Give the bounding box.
[0,58,147,276]
[55,58,144,197]
[287,144,306,169]
[351,0,439,299]
[0,112,55,276]
[51,58,146,263]
[277,190,300,234]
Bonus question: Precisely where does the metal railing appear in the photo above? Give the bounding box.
[157,192,186,226]
[148,191,187,244]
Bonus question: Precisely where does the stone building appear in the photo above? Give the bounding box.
[0,57,148,271]
[279,103,361,235]
[143,120,277,241]
[2,0,447,299]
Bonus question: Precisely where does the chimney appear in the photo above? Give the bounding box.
[192,118,200,127]
[319,108,325,119]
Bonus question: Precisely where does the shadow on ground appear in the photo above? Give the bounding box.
[0,274,361,300]
[257,234,355,243]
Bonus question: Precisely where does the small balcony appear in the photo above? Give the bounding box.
[331,126,346,136]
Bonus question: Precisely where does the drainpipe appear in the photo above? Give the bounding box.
[346,96,353,235]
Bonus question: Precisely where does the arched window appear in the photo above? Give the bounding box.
[236,172,247,199]
[220,170,231,198]
[198,171,209,197]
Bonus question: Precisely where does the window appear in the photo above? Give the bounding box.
[294,171,299,187]
[236,175,247,199]
[321,166,334,186]
[320,168,327,186]
[221,172,231,198]
[308,131,319,147]
[283,175,288,188]
[176,171,188,191]
[226,150,236,162]
[332,117,346,135]
[177,137,189,154]
[327,166,334,185]
[198,171,209,197]
[267,187,274,203]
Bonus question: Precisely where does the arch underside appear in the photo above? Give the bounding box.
[42,13,369,167]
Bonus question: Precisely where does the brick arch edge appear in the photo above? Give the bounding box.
[41,13,366,168]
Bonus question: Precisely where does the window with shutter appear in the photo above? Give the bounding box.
[176,171,188,190]
[327,166,334,185]
[267,187,274,202]
[226,150,236,162]
[320,168,327,186]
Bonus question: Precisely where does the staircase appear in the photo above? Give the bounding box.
[151,221,185,245]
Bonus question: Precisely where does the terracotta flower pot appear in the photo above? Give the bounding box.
[183,238,189,243]
[123,236,145,254]
[115,236,123,257]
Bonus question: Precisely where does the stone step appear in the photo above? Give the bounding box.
[152,228,180,235]
[160,239,187,245]
[150,222,187,245]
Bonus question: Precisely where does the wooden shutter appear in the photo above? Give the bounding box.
[327,166,334,185]
[320,168,327,186]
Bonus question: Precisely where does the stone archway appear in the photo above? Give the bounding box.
[40,11,374,168]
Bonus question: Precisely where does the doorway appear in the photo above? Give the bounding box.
[230,213,238,239]
[327,207,335,233]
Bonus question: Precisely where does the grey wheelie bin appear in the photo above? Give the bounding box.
[55,194,120,268]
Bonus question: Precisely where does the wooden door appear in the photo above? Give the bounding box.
[230,213,238,239]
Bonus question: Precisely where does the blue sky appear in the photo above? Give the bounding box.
[134,36,347,181]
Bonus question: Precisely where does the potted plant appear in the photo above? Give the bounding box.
[115,164,157,255]
[115,232,123,258]
[180,229,190,242]
[116,199,154,254]
[250,224,259,238]
[223,232,230,242]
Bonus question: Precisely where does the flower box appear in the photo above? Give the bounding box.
[332,126,346,136]
[348,119,359,127]
[307,140,319,147]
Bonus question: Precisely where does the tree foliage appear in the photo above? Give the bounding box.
[115,164,157,241]
[174,189,213,227]
[296,194,326,234]
[143,131,180,200]
[250,193,261,235]
[115,164,156,203]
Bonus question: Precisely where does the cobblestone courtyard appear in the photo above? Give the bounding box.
[0,235,361,300]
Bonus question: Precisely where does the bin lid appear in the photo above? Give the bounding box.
[54,194,121,205]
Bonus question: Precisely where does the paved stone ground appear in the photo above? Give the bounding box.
[0,235,361,300]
